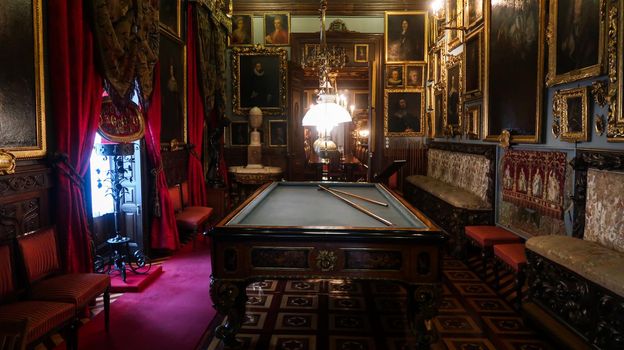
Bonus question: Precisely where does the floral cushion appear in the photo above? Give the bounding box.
[527,235,624,298]
[405,175,491,210]
[584,168,624,253]
[427,149,491,206]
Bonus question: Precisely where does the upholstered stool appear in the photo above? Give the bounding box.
[493,243,527,309]
[465,226,523,279]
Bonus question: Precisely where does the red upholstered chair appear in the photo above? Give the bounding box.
[464,226,523,279]
[16,227,111,332]
[0,244,77,350]
[170,182,213,247]
[493,243,527,309]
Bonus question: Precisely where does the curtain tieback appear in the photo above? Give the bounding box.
[51,152,85,189]
[150,161,164,217]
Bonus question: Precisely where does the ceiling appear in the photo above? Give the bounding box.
[232,1,429,16]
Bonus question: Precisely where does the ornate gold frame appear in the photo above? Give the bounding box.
[607,0,623,141]
[2,0,46,159]
[446,0,463,50]
[384,11,428,64]
[463,29,483,98]
[444,54,462,133]
[553,87,590,143]
[268,120,287,147]
[464,103,481,140]
[263,12,291,46]
[384,89,425,137]
[546,0,606,86]
[229,13,254,46]
[484,0,545,143]
[159,0,182,39]
[464,0,484,32]
[354,44,369,63]
[232,45,288,116]
[433,91,446,138]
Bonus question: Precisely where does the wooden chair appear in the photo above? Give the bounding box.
[16,227,111,332]
[0,244,77,350]
[170,182,213,248]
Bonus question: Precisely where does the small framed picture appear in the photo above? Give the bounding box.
[268,120,288,147]
[464,103,481,140]
[264,13,290,46]
[230,121,249,146]
[405,65,424,88]
[354,44,369,62]
[384,89,425,137]
[159,0,182,39]
[385,65,404,88]
[558,87,589,142]
[230,14,253,46]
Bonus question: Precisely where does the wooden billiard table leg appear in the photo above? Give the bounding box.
[209,278,248,348]
[406,283,442,348]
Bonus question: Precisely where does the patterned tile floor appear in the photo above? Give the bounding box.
[203,256,555,350]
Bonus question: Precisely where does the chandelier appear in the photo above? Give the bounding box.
[301,0,351,133]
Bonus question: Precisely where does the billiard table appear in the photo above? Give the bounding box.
[209,181,445,348]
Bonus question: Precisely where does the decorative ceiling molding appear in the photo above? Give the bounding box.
[233,0,427,16]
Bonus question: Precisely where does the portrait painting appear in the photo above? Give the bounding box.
[230,14,253,46]
[159,32,186,144]
[463,30,482,97]
[230,121,250,146]
[233,46,288,115]
[406,65,424,88]
[0,0,46,159]
[464,103,481,140]
[385,11,427,63]
[434,92,445,137]
[159,0,181,38]
[465,0,484,30]
[548,0,604,86]
[445,59,462,128]
[354,92,369,111]
[559,87,589,142]
[264,13,290,46]
[384,90,424,137]
[386,65,404,88]
[446,0,462,48]
[486,0,545,143]
[269,120,288,147]
[304,44,319,61]
[354,44,369,63]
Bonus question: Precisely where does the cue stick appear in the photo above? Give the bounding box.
[326,188,389,207]
[318,185,393,226]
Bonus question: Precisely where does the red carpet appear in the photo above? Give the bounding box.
[60,240,217,350]
[110,265,163,293]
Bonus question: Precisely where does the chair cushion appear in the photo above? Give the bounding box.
[0,301,74,343]
[405,175,492,210]
[18,228,61,283]
[494,243,527,272]
[29,273,110,307]
[527,235,624,298]
[168,185,182,212]
[0,245,15,300]
[175,207,213,231]
[465,226,523,248]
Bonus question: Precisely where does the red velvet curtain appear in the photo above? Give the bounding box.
[145,64,180,250]
[48,0,103,273]
[187,4,207,206]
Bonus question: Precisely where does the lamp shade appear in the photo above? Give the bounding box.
[302,94,352,130]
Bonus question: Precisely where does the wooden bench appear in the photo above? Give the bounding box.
[465,225,523,279]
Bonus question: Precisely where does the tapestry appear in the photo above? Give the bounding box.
[501,150,566,219]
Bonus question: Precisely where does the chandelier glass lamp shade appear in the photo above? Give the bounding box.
[301,0,351,133]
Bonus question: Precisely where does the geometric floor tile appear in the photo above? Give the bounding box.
[444,270,481,281]
[275,313,318,331]
[246,294,274,308]
[269,335,316,350]
[241,312,268,330]
[443,337,497,350]
[285,280,321,293]
[438,297,466,313]
[482,316,533,335]
[442,259,469,270]
[465,298,514,314]
[454,283,496,296]
[329,313,371,332]
[328,336,376,350]
[328,295,366,311]
[247,280,278,292]
[499,338,554,350]
[280,295,319,310]
[433,315,482,334]
[329,280,363,294]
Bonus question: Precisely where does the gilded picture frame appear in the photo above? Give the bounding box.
[230,14,254,46]
[385,64,405,88]
[465,0,484,32]
[0,0,46,160]
[484,0,545,143]
[406,65,425,88]
[385,11,427,63]
[263,13,290,46]
[159,0,182,39]
[384,89,425,137]
[547,0,605,86]
[433,91,446,138]
[445,55,462,132]
[446,0,463,49]
[464,103,481,140]
[354,44,369,63]
[607,0,624,141]
[463,29,483,98]
[159,31,187,144]
[268,120,288,147]
[232,46,288,116]
[555,87,590,143]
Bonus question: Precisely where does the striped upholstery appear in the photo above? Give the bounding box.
[0,301,74,344]
[18,228,61,283]
[29,273,110,307]
[0,245,15,300]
